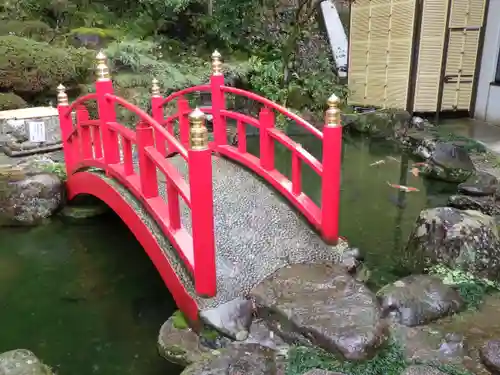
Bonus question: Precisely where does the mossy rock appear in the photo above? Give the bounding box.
[344,109,411,138]
[0,35,94,95]
[69,27,122,48]
[0,92,27,110]
[0,20,53,41]
[59,204,109,222]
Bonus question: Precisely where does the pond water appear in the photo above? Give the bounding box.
[0,134,457,374]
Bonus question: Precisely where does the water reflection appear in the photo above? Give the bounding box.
[0,214,181,375]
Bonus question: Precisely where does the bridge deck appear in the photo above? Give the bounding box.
[100,154,345,311]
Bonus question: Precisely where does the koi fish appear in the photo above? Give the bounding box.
[410,167,420,177]
[370,160,385,166]
[412,162,428,167]
[386,156,399,162]
[386,181,420,192]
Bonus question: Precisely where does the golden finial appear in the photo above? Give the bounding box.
[189,108,208,150]
[211,50,223,76]
[96,50,110,81]
[151,78,160,97]
[325,94,341,127]
[57,84,68,105]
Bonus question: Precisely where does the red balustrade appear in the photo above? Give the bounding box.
[57,50,343,320]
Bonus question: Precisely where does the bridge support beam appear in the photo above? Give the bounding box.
[321,94,343,245]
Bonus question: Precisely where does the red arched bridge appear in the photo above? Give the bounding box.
[57,51,345,323]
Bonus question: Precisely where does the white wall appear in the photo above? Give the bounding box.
[474,0,500,123]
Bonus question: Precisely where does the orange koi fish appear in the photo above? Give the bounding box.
[386,181,420,192]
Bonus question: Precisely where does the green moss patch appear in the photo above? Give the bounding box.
[0,92,27,110]
[172,310,189,330]
[428,265,500,310]
[287,341,472,375]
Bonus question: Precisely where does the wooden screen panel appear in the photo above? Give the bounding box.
[348,0,416,108]
[440,0,485,111]
[412,0,449,112]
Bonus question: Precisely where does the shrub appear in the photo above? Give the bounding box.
[0,20,53,41]
[0,92,27,110]
[0,36,94,94]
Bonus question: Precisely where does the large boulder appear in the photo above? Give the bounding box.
[0,349,54,375]
[419,142,475,183]
[480,340,500,374]
[458,171,499,197]
[405,207,500,281]
[343,109,411,138]
[250,263,387,360]
[0,163,63,226]
[448,194,499,216]
[377,275,464,326]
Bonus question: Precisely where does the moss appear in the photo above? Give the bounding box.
[287,341,472,375]
[0,92,27,110]
[172,310,189,330]
[200,328,219,341]
[69,27,122,42]
[427,265,500,310]
[0,20,53,41]
[0,35,94,94]
[42,163,67,181]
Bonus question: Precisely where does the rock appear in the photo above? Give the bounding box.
[242,319,288,352]
[458,171,499,196]
[405,207,500,281]
[302,370,346,375]
[339,246,363,273]
[377,275,464,326]
[199,297,254,341]
[480,340,500,374]
[421,142,475,183]
[439,333,468,359]
[344,109,410,138]
[448,194,498,216]
[402,365,449,375]
[251,263,387,360]
[0,349,54,375]
[59,204,109,222]
[157,317,222,367]
[0,172,63,226]
[389,322,466,365]
[180,343,286,375]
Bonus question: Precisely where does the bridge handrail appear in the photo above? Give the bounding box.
[61,93,99,118]
[156,84,211,109]
[220,86,324,140]
[105,94,188,160]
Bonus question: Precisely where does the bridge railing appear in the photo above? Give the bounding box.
[56,52,216,298]
[152,51,343,245]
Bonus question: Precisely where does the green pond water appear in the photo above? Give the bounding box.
[0,134,458,375]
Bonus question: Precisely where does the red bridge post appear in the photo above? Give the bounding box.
[151,79,166,156]
[320,94,342,245]
[187,108,216,297]
[56,84,75,174]
[210,50,227,147]
[95,51,119,165]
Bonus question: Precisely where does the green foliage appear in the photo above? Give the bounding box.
[428,265,500,309]
[287,341,473,375]
[0,36,94,94]
[171,310,188,329]
[69,27,122,39]
[0,92,27,110]
[42,162,67,181]
[0,20,53,41]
